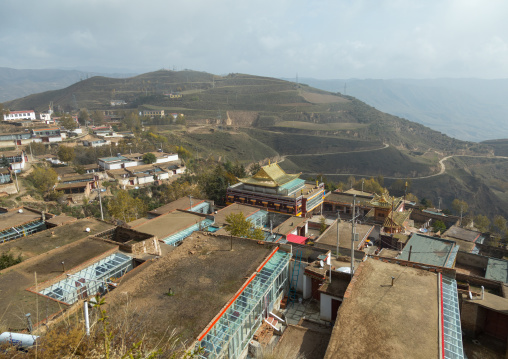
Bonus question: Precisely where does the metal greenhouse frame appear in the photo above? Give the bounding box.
[39,252,133,304]
[195,249,291,358]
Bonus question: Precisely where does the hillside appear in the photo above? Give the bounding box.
[0,67,134,103]
[5,69,508,218]
[5,70,484,154]
[296,78,508,142]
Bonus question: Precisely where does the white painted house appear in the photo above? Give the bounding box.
[4,110,36,121]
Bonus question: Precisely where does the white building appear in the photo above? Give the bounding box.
[39,112,52,123]
[83,139,110,147]
[153,152,179,164]
[4,110,36,121]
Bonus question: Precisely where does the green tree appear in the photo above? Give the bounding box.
[58,145,76,163]
[452,199,469,225]
[107,190,147,222]
[433,220,446,233]
[78,109,89,125]
[224,160,246,178]
[143,152,157,164]
[319,217,327,234]
[0,252,22,270]
[124,111,141,130]
[474,214,490,232]
[0,103,9,119]
[420,198,433,208]
[60,113,77,131]
[28,166,58,193]
[91,110,104,126]
[0,156,9,168]
[249,162,262,176]
[29,142,50,156]
[200,164,230,205]
[347,176,356,189]
[493,215,507,235]
[225,212,265,240]
[406,193,418,203]
[176,146,192,160]
[175,114,186,125]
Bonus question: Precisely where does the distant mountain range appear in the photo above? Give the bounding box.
[0,67,135,103]
[291,78,508,142]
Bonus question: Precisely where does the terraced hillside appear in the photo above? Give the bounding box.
[6,69,508,218]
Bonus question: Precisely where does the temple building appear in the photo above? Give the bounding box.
[226,162,324,217]
[370,193,412,233]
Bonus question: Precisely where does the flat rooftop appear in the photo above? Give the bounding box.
[130,210,207,240]
[0,208,42,231]
[0,237,118,330]
[273,216,307,236]
[147,197,206,216]
[45,214,78,227]
[315,221,374,249]
[104,233,277,348]
[485,258,508,283]
[464,291,508,313]
[324,259,439,359]
[324,191,373,206]
[398,233,457,267]
[0,218,114,261]
[213,203,261,226]
[443,225,481,242]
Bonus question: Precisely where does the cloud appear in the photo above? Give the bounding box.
[1,0,507,78]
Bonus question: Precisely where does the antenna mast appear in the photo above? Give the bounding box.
[351,195,356,276]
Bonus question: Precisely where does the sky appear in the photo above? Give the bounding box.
[2,0,508,79]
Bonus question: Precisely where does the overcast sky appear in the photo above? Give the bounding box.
[2,0,508,79]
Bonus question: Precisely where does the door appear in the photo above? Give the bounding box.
[331,298,341,321]
[311,278,321,301]
[484,310,508,341]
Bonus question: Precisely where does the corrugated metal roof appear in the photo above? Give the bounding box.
[398,234,457,268]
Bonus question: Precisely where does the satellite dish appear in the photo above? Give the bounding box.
[319,260,324,268]
[85,228,90,232]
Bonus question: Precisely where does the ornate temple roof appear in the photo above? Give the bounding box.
[237,162,300,188]
[383,209,412,229]
[370,192,402,208]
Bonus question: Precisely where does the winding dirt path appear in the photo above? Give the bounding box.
[284,143,390,158]
[295,153,508,180]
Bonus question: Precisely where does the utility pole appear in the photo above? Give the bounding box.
[361,179,364,193]
[336,211,341,259]
[351,195,356,276]
[96,174,104,220]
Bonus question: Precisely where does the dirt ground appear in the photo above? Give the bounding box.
[276,321,332,359]
[463,335,506,359]
[301,91,349,104]
[325,259,439,359]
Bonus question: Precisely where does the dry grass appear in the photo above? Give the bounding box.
[0,295,188,359]
[259,340,307,359]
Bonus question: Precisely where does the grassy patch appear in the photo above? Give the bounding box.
[274,121,367,131]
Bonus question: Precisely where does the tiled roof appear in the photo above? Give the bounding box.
[370,193,401,208]
[383,209,412,228]
[238,162,300,188]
